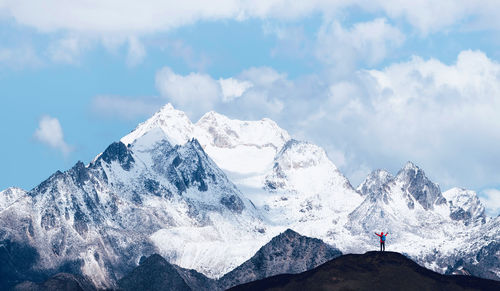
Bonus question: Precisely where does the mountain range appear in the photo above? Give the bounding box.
[1,103,499,289]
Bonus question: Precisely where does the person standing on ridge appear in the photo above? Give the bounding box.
[375,231,389,251]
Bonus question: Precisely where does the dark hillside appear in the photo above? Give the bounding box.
[230,251,500,291]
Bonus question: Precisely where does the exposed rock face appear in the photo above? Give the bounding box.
[219,229,342,290]
[173,265,219,291]
[394,161,446,210]
[349,163,498,282]
[118,254,192,291]
[443,187,486,225]
[444,216,500,281]
[116,229,341,291]
[357,169,393,196]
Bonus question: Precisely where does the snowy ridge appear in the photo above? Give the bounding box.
[0,130,269,288]
[121,104,291,189]
[443,187,486,225]
[256,139,364,248]
[356,169,393,196]
[121,104,194,146]
[1,103,499,287]
[348,163,495,275]
[0,187,26,212]
[394,162,447,210]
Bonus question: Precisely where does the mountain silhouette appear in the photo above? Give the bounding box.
[229,251,500,291]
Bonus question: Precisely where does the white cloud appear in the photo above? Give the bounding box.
[369,0,478,35]
[33,115,73,155]
[312,50,500,188]
[91,96,162,120]
[0,1,339,34]
[219,77,253,102]
[86,49,499,192]
[3,1,498,37]
[480,189,500,217]
[153,66,288,120]
[3,1,499,69]
[158,50,500,190]
[155,67,222,118]
[126,36,146,66]
[316,18,405,72]
[47,35,89,64]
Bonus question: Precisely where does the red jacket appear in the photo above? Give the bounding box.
[375,232,388,243]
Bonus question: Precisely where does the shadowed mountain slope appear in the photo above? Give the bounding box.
[117,254,224,291]
[219,229,342,289]
[230,251,500,291]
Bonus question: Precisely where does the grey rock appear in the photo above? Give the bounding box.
[218,229,342,290]
[118,254,191,291]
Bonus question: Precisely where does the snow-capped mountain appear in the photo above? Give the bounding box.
[443,187,486,225]
[121,104,289,184]
[347,163,459,250]
[259,139,363,245]
[120,104,363,242]
[348,162,498,279]
[356,169,393,196]
[1,103,499,289]
[0,128,268,288]
[394,161,447,210]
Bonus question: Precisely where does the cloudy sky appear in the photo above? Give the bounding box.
[1,1,500,215]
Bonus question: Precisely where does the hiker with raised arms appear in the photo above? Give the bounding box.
[375,231,389,251]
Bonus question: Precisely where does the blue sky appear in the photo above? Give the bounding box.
[1,1,500,215]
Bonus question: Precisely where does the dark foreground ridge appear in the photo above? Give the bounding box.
[229,251,500,291]
[14,273,96,291]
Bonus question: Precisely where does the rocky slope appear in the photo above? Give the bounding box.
[230,251,500,291]
[219,229,341,290]
[117,254,194,291]
[0,127,267,289]
[348,162,495,280]
[118,229,341,291]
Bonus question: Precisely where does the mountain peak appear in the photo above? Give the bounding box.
[275,140,333,170]
[357,169,394,196]
[395,162,446,210]
[121,103,194,146]
[219,229,341,290]
[198,110,227,123]
[443,187,486,225]
[196,112,290,151]
[402,161,418,171]
[161,103,175,111]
